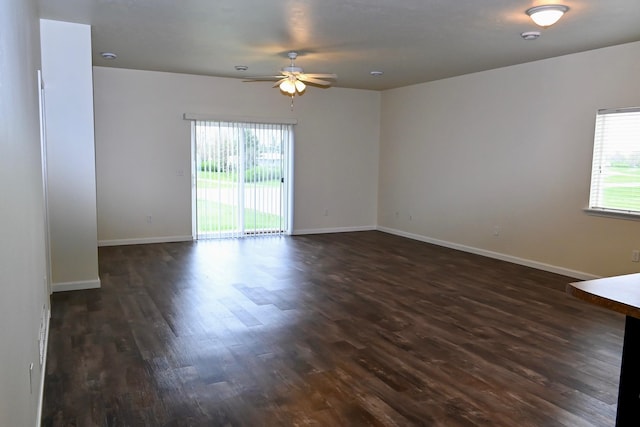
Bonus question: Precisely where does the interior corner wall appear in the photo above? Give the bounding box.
[92,67,380,244]
[378,41,640,278]
[40,19,100,291]
[0,0,50,425]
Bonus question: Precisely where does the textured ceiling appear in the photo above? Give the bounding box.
[38,0,640,90]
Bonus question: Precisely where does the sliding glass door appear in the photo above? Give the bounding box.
[192,120,293,239]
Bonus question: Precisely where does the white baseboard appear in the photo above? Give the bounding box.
[377,226,599,280]
[51,278,101,293]
[97,227,596,279]
[293,225,377,235]
[98,235,193,247]
[36,306,50,427]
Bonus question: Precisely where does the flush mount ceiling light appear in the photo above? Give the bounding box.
[526,4,569,27]
[370,71,384,77]
[234,65,248,71]
[100,52,117,60]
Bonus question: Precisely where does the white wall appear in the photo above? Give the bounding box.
[40,20,100,291]
[93,67,380,244]
[379,41,640,278]
[0,0,50,425]
[92,40,640,278]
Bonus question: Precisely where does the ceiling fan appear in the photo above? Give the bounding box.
[244,51,337,97]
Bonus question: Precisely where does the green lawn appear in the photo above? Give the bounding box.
[601,166,640,210]
[198,170,237,181]
[602,188,640,211]
[196,171,285,236]
[196,200,283,234]
[604,166,640,184]
[197,171,281,189]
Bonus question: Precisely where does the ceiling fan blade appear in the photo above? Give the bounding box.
[298,75,333,86]
[272,79,287,88]
[300,73,337,79]
[243,75,286,82]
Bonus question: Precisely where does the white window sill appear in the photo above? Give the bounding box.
[583,208,640,221]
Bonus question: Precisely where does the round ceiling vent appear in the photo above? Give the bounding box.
[521,31,541,41]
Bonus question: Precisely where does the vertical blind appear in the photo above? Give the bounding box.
[589,107,640,214]
[194,120,292,239]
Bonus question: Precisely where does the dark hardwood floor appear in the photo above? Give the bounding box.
[42,231,623,426]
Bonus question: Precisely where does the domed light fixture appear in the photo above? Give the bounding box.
[526,4,569,27]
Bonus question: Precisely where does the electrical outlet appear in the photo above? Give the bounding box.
[493,226,500,237]
[632,249,639,263]
[323,208,329,217]
[146,215,152,224]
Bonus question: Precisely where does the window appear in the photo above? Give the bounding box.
[588,107,640,218]
[191,119,294,239]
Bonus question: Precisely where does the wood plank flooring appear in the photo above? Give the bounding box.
[42,231,624,426]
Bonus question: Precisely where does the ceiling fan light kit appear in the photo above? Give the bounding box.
[244,51,337,108]
[279,78,306,95]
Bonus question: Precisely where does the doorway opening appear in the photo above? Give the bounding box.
[192,120,293,239]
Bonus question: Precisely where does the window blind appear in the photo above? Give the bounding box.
[589,107,640,215]
[194,120,292,239]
